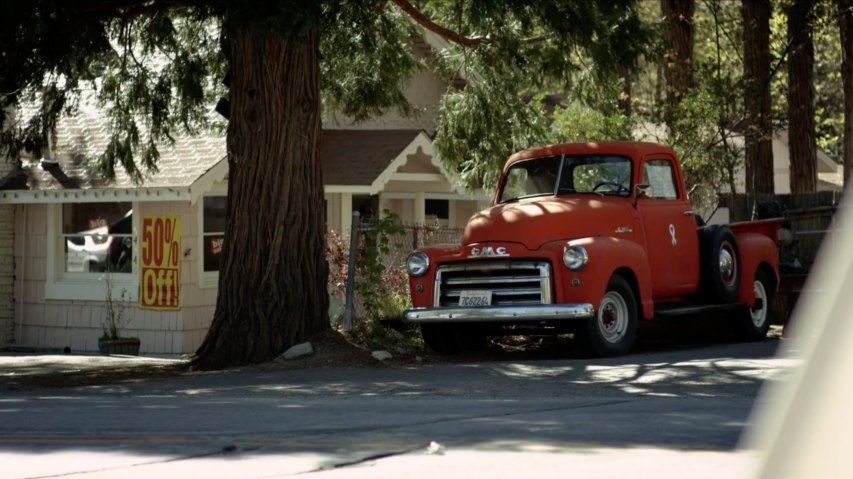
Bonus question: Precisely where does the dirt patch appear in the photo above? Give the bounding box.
[2,330,392,391]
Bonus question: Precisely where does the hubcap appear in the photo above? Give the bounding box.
[719,244,736,286]
[598,291,628,344]
[751,280,768,327]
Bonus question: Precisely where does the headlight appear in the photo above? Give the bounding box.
[406,251,430,277]
[563,245,588,271]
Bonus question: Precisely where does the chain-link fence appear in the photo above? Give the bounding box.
[381,224,465,270]
[326,223,464,326]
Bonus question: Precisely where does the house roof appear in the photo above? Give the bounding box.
[321,129,426,186]
[0,110,448,203]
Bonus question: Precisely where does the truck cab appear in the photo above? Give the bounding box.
[403,142,784,356]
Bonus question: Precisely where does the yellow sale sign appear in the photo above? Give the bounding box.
[140,215,181,310]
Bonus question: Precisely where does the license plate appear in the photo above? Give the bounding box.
[459,290,492,307]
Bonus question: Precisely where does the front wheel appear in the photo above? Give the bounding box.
[580,275,638,357]
[735,270,775,341]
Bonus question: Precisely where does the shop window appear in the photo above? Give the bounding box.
[62,202,134,273]
[202,196,227,272]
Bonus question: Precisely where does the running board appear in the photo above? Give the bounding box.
[654,302,747,318]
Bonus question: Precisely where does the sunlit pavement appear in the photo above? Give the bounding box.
[2,446,758,478]
[0,338,798,478]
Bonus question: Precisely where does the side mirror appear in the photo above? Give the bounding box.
[634,184,653,208]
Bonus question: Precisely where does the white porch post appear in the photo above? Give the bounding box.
[377,193,387,218]
[448,199,457,227]
[414,191,426,224]
[341,192,353,234]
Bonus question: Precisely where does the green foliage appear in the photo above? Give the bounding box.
[0,3,228,182]
[0,1,421,183]
[355,317,424,355]
[435,80,551,191]
[769,0,845,162]
[355,210,406,319]
[549,100,633,144]
[431,0,652,191]
[320,2,422,122]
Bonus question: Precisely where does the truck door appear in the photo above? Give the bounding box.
[636,157,700,297]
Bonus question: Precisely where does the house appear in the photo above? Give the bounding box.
[633,123,844,194]
[764,130,843,193]
[0,40,490,355]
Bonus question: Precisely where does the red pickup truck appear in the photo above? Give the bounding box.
[403,142,785,356]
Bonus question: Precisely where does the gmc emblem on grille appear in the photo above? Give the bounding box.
[469,246,510,258]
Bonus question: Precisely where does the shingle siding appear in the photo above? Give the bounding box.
[0,157,16,342]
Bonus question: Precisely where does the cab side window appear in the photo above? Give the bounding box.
[642,160,678,200]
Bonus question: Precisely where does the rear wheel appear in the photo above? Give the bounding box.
[700,226,741,303]
[736,269,775,340]
[580,275,638,357]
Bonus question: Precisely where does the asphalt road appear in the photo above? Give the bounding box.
[0,337,799,478]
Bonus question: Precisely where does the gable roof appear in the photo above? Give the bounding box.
[321,129,426,186]
[0,120,467,203]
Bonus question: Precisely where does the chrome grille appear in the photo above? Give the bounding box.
[434,261,553,307]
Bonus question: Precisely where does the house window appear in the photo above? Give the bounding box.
[62,203,133,273]
[353,194,378,220]
[425,199,449,222]
[202,196,227,272]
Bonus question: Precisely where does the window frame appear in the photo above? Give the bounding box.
[198,194,227,289]
[641,159,680,200]
[45,202,139,301]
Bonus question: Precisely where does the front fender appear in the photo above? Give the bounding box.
[548,237,653,319]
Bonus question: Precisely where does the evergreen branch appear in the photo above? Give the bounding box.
[391,0,550,48]
[391,0,486,47]
[71,0,204,17]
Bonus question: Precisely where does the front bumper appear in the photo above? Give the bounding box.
[403,304,594,324]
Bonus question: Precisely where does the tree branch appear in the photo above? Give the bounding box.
[391,0,486,47]
[71,0,203,16]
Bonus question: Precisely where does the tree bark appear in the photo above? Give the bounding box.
[742,0,774,194]
[841,2,853,189]
[194,26,328,370]
[787,0,817,193]
[661,0,695,130]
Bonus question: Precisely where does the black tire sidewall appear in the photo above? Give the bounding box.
[584,275,638,357]
[700,226,741,303]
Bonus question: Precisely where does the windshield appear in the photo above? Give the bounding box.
[498,154,632,203]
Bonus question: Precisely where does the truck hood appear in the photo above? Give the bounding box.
[463,197,636,250]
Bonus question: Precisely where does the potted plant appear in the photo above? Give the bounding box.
[98,268,140,356]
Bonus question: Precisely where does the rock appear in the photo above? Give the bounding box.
[280,342,314,360]
[426,441,445,455]
[371,350,393,361]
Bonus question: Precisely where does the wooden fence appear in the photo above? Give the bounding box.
[718,191,843,271]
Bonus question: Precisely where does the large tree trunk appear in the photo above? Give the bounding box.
[661,0,695,131]
[194,26,328,370]
[787,0,818,193]
[842,2,853,189]
[742,0,774,194]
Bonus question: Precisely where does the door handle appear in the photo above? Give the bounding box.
[683,210,695,216]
